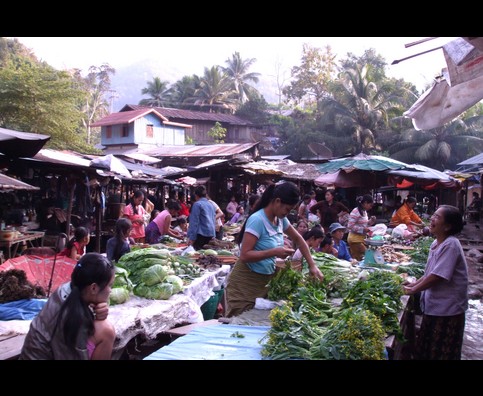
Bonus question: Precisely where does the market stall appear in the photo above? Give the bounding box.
[0,264,230,360]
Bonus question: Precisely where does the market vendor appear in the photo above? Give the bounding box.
[402,205,468,360]
[224,181,324,318]
[390,196,424,232]
[145,200,182,244]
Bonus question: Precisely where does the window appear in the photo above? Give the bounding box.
[146,124,154,138]
[122,125,129,137]
[106,126,112,139]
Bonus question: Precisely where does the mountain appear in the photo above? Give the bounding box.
[110,59,280,112]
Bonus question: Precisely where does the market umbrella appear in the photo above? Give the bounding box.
[0,254,76,296]
[0,127,51,158]
[316,153,414,173]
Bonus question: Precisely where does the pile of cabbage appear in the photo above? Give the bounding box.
[109,248,187,304]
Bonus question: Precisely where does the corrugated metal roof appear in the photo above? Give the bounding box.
[123,104,253,126]
[0,173,40,191]
[121,153,162,164]
[140,142,258,158]
[91,108,168,127]
[33,149,92,167]
[193,159,228,168]
[236,159,322,180]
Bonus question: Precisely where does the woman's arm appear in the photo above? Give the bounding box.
[403,273,444,295]
[69,245,78,260]
[90,319,116,360]
[163,215,182,239]
[239,232,294,263]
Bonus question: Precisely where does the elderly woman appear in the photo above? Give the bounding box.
[403,205,468,360]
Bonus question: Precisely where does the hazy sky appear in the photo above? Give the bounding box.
[13,37,457,92]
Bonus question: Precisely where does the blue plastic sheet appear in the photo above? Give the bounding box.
[144,324,270,360]
[0,298,47,321]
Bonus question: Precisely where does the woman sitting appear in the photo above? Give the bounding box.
[20,253,116,360]
[391,196,424,232]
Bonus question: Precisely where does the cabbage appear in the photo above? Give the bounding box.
[133,281,175,300]
[141,264,168,286]
[149,283,174,299]
[164,275,184,294]
[113,266,133,291]
[109,287,130,305]
[133,283,150,298]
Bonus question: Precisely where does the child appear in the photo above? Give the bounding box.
[292,226,325,261]
[106,218,133,263]
[174,216,188,237]
[58,226,90,260]
[227,205,245,225]
[319,234,338,256]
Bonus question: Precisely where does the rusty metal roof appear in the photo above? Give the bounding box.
[237,159,322,181]
[123,104,254,125]
[91,108,169,127]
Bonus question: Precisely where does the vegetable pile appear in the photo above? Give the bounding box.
[110,247,201,303]
[261,258,406,360]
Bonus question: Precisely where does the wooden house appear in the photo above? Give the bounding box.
[120,104,265,145]
[91,108,192,151]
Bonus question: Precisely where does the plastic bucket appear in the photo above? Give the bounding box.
[200,289,224,320]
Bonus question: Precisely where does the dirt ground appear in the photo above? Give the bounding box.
[456,221,483,360]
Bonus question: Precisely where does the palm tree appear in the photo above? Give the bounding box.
[139,77,172,107]
[170,75,199,109]
[192,66,237,113]
[318,64,405,154]
[222,52,261,104]
[387,115,483,170]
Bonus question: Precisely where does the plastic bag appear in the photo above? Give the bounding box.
[392,224,413,239]
[368,223,387,236]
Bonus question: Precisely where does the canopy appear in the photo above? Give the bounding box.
[316,153,413,173]
[90,154,132,178]
[314,153,414,189]
[387,164,461,190]
[314,169,389,189]
[0,173,40,192]
[404,38,483,131]
[0,127,50,158]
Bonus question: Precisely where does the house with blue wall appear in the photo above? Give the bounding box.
[91,108,192,151]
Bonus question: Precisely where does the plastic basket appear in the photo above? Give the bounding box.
[200,288,224,320]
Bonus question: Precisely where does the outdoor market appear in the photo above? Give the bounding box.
[1,36,483,361]
[0,130,481,360]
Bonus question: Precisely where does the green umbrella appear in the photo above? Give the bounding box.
[316,153,413,173]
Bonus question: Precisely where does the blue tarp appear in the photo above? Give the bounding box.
[0,298,47,320]
[144,324,270,360]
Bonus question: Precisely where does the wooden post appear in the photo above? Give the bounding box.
[65,178,76,236]
[95,186,102,253]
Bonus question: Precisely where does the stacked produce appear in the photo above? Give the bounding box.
[110,248,200,303]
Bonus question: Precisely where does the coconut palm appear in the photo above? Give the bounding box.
[192,66,238,113]
[387,115,483,170]
[222,52,261,104]
[318,64,405,154]
[170,75,200,109]
[139,77,172,107]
